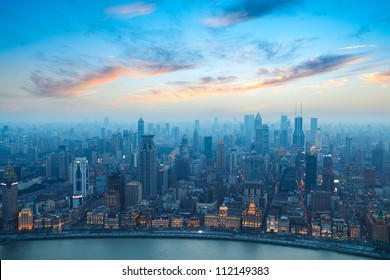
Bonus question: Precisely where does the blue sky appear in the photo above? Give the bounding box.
[1,0,389,123]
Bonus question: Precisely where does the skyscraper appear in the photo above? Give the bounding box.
[137,117,144,148]
[72,157,89,207]
[305,152,317,192]
[280,115,289,148]
[254,113,262,154]
[372,142,385,173]
[139,135,157,196]
[216,140,226,176]
[244,114,254,145]
[1,165,18,231]
[108,171,125,210]
[260,124,270,155]
[292,116,305,150]
[193,129,199,155]
[204,136,212,159]
[310,117,318,144]
[124,181,142,208]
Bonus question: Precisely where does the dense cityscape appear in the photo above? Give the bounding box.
[1,114,389,258]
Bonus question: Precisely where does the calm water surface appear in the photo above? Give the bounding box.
[0,238,370,260]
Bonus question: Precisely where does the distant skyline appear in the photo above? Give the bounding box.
[1,0,389,123]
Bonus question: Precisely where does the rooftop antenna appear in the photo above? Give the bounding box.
[295,102,297,117]
[300,102,302,117]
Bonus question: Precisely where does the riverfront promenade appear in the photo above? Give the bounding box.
[1,229,389,259]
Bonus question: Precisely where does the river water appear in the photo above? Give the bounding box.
[0,237,370,260]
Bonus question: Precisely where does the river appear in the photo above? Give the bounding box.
[0,237,371,260]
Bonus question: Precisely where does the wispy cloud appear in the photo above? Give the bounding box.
[27,62,194,98]
[204,0,300,27]
[360,69,390,85]
[127,53,362,102]
[105,2,156,18]
[257,53,362,86]
[257,37,317,60]
[337,45,377,50]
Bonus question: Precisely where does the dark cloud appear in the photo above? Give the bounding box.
[205,0,301,27]
[201,76,237,84]
[350,24,371,38]
[258,53,361,86]
[257,37,317,60]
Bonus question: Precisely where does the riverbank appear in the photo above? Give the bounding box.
[2,229,388,259]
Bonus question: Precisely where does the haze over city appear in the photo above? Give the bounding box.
[1,0,390,123]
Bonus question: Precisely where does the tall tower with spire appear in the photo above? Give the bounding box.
[2,165,19,231]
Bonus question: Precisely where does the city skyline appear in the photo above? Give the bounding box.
[1,0,390,123]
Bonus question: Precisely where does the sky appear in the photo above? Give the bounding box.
[0,0,389,124]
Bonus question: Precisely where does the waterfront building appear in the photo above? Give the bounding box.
[320,214,332,238]
[266,215,279,233]
[171,215,184,228]
[104,214,120,229]
[332,218,348,240]
[186,216,200,228]
[2,165,19,231]
[139,208,153,227]
[120,211,140,228]
[204,204,241,230]
[311,218,321,237]
[18,209,33,231]
[87,209,106,226]
[152,216,170,228]
[349,222,361,240]
[241,199,262,231]
[365,210,389,243]
[278,216,290,234]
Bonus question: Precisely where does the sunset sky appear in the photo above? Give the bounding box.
[1,0,389,123]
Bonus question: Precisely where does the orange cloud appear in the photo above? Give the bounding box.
[360,70,390,85]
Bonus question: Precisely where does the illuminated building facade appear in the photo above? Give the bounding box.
[18,209,33,231]
[171,215,184,228]
[204,204,241,230]
[266,215,279,233]
[241,199,262,231]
